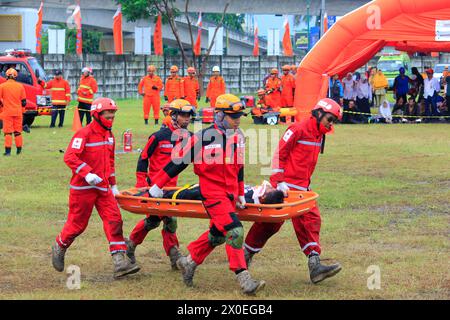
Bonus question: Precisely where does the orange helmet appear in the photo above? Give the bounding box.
[282,65,290,71]
[257,88,266,95]
[147,65,156,72]
[270,68,278,75]
[187,67,196,74]
[169,99,196,116]
[170,65,179,72]
[313,98,342,121]
[5,68,18,78]
[291,65,297,71]
[90,97,119,117]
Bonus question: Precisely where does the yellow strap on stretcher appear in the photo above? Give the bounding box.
[171,184,198,205]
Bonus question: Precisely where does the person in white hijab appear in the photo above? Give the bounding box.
[378,99,392,123]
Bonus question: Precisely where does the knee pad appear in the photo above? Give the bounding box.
[226,226,244,249]
[162,216,177,233]
[207,224,226,247]
[14,132,21,137]
[144,215,161,231]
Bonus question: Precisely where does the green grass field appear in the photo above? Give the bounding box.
[0,98,449,300]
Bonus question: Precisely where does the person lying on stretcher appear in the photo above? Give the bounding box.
[134,180,284,205]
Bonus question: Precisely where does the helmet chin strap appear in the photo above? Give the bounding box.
[93,115,112,131]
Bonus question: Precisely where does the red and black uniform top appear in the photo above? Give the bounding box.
[136,121,192,188]
[151,123,245,200]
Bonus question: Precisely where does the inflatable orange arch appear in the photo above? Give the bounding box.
[295,0,450,118]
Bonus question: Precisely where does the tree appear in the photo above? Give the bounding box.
[41,23,103,54]
[117,0,230,94]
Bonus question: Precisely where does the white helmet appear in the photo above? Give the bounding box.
[212,66,220,72]
[81,67,90,74]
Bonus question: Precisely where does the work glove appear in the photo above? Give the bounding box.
[85,173,103,186]
[205,97,210,103]
[152,85,158,90]
[148,184,164,198]
[164,96,168,101]
[111,185,120,196]
[236,195,246,209]
[276,182,290,197]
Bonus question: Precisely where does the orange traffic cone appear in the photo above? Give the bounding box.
[72,107,82,132]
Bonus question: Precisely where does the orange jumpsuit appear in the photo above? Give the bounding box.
[183,76,200,107]
[138,75,163,120]
[206,76,226,107]
[164,76,185,102]
[265,77,282,111]
[0,79,26,149]
[281,73,296,107]
[77,75,98,104]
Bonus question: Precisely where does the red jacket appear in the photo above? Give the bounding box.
[270,116,323,190]
[152,124,245,199]
[135,122,192,188]
[64,120,116,192]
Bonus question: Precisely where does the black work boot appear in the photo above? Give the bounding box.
[125,238,137,264]
[236,270,266,295]
[168,246,182,270]
[176,255,197,287]
[16,147,22,155]
[154,119,159,125]
[144,119,148,125]
[3,147,11,156]
[112,251,140,279]
[51,242,66,272]
[244,247,255,269]
[308,254,342,284]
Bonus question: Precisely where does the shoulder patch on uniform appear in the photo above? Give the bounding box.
[72,138,83,149]
[282,129,294,142]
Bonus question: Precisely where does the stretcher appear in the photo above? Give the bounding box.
[116,187,319,223]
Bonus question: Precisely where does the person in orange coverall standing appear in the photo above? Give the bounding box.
[164,65,185,103]
[138,65,163,125]
[184,67,200,107]
[0,68,26,156]
[206,66,226,107]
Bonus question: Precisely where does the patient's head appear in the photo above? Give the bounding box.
[260,189,284,204]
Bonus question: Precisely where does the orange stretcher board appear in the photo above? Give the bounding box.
[116,187,318,223]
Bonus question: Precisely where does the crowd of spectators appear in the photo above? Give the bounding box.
[329,65,450,124]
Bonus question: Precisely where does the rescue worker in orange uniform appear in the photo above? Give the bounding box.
[264,68,282,111]
[126,99,194,270]
[164,65,185,103]
[38,70,71,128]
[147,94,265,295]
[290,64,297,77]
[77,67,98,126]
[244,98,343,285]
[251,88,269,118]
[138,65,163,125]
[51,97,140,279]
[0,68,26,156]
[183,67,200,107]
[206,66,226,107]
[280,65,296,108]
[161,102,172,127]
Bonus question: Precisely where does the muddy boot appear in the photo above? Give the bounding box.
[112,251,140,279]
[169,246,182,270]
[51,242,66,272]
[125,238,136,264]
[176,255,197,287]
[244,247,255,269]
[3,147,11,156]
[308,254,342,284]
[16,147,22,155]
[236,270,266,295]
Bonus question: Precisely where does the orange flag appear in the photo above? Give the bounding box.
[113,5,123,54]
[323,13,329,34]
[72,107,82,131]
[194,12,202,56]
[35,1,43,54]
[252,22,259,56]
[154,14,163,56]
[71,5,82,56]
[282,16,293,56]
